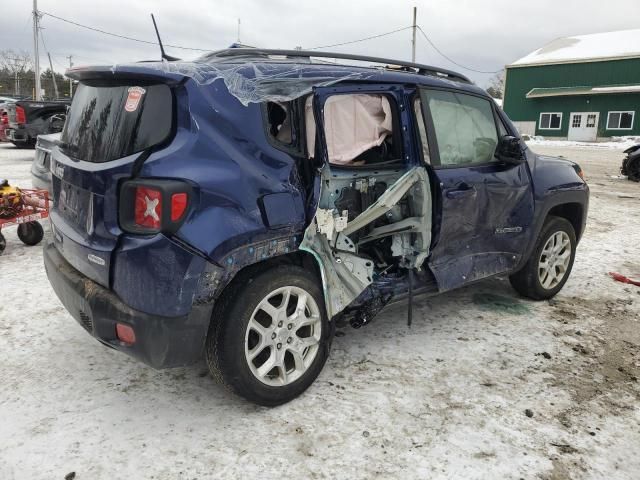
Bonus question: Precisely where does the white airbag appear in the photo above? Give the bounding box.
[306,94,393,164]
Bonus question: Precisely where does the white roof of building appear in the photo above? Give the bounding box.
[509,29,640,67]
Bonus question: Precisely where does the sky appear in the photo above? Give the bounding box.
[1,0,638,87]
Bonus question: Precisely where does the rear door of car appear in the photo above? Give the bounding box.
[417,88,534,291]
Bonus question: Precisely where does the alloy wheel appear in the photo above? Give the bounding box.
[538,231,572,290]
[244,286,322,386]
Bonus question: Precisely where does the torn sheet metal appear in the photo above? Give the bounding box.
[342,167,424,236]
[300,230,373,318]
[300,165,432,319]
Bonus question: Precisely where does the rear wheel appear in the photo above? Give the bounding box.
[17,221,44,246]
[0,231,5,254]
[206,264,331,406]
[509,216,576,300]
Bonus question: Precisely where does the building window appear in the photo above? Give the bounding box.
[586,114,597,128]
[539,112,562,130]
[606,111,634,130]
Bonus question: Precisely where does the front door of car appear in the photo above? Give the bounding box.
[417,88,535,292]
[311,84,432,270]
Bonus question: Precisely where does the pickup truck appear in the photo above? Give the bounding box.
[44,49,589,405]
[0,106,8,143]
[4,100,68,148]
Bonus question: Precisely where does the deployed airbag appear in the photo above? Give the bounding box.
[306,94,393,164]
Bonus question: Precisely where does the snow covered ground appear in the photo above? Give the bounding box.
[0,142,639,480]
[525,135,640,150]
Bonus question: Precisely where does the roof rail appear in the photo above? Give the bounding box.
[203,48,472,84]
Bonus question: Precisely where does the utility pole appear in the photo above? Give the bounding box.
[237,18,241,44]
[33,0,42,100]
[411,7,417,63]
[47,52,59,99]
[67,55,73,97]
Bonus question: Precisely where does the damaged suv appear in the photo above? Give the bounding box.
[44,49,588,405]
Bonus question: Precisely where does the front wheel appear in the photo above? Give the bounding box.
[206,264,332,406]
[509,216,577,300]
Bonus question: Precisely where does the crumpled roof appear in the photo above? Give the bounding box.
[157,61,374,106]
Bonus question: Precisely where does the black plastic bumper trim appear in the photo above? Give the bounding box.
[43,239,212,369]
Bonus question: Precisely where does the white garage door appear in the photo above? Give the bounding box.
[568,112,599,142]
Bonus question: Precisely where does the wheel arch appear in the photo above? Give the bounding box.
[514,190,588,273]
[210,249,327,314]
[547,202,585,241]
[232,249,323,284]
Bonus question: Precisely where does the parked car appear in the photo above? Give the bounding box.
[0,105,10,143]
[621,144,640,181]
[0,97,19,142]
[4,100,68,148]
[31,132,59,193]
[44,49,589,405]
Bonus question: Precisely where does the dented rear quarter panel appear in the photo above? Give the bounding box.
[111,78,308,315]
[140,79,307,261]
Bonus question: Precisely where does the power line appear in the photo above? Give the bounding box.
[38,25,53,64]
[50,56,68,71]
[35,9,503,75]
[307,26,413,51]
[39,10,210,52]
[417,26,502,74]
[38,27,64,73]
[49,51,115,66]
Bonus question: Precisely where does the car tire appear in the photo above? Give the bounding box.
[206,264,332,406]
[0,231,5,255]
[17,221,44,246]
[509,216,577,300]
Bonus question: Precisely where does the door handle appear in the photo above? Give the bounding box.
[446,185,477,199]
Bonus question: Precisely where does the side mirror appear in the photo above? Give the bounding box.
[496,135,525,163]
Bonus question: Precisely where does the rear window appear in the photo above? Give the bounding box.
[61,83,173,162]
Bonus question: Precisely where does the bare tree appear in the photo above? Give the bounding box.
[0,49,33,74]
[486,70,505,99]
[0,50,33,96]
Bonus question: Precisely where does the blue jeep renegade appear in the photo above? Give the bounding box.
[44,49,589,405]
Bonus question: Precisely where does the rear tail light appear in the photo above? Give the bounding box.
[15,106,26,125]
[171,193,188,221]
[1,113,7,125]
[119,179,192,234]
[116,323,136,345]
[134,186,162,229]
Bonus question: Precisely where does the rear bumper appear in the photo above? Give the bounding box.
[43,239,212,369]
[6,127,28,143]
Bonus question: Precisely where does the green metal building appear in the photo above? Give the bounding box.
[503,29,640,141]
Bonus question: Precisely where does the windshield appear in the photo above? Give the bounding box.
[61,82,173,162]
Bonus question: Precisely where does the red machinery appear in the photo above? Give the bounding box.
[0,180,49,254]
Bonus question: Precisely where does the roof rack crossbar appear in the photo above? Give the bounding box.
[204,48,472,83]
